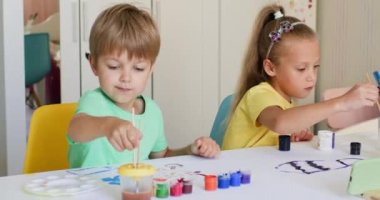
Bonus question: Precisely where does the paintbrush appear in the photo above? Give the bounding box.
[132,108,137,168]
[366,73,380,112]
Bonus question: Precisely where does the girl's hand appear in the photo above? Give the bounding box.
[106,118,142,152]
[190,136,220,158]
[338,83,379,111]
[291,128,314,142]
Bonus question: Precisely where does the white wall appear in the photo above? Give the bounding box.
[317,0,380,129]
[318,0,380,93]
[0,0,26,176]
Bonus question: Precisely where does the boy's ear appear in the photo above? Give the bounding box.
[88,54,99,76]
[150,63,156,73]
[263,59,276,77]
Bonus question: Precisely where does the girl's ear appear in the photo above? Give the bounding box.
[88,54,99,76]
[263,59,276,77]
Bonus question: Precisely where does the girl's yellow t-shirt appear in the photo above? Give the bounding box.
[222,82,294,150]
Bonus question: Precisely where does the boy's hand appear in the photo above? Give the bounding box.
[190,136,220,158]
[291,128,314,142]
[106,118,142,152]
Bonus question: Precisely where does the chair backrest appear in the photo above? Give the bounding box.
[323,87,380,130]
[210,95,234,146]
[23,103,77,174]
[24,32,52,87]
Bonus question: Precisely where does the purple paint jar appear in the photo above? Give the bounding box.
[182,179,193,194]
[241,170,251,184]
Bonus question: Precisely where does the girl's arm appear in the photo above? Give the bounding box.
[259,83,379,134]
[68,113,141,151]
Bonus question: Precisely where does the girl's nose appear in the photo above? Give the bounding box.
[306,75,313,82]
[306,70,317,82]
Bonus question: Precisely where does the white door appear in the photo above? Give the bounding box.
[60,0,81,102]
[152,0,219,148]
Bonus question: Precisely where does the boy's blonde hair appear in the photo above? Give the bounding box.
[89,3,160,65]
[231,4,316,115]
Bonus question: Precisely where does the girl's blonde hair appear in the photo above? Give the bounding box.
[230,4,316,115]
[89,3,160,65]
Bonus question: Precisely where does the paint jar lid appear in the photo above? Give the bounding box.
[118,163,156,177]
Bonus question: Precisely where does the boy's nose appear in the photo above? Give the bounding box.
[120,70,131,82]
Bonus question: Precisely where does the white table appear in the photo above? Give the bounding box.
[1,119,379,200]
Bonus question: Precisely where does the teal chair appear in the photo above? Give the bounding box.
[24,33,52,108]
[210,95,234,146]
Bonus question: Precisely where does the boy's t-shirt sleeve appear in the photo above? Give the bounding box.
[150,104,168,153]
[76,89,109,116]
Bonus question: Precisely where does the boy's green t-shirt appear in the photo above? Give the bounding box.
[68,88,168,168]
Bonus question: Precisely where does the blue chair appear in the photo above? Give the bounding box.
[24,33,52,108]
[210,95,234,146]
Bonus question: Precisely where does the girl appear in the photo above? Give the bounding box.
[222,4,379,150]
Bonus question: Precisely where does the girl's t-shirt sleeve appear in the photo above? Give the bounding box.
[243,87,285,125]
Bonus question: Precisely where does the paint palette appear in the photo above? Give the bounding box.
[24,174,101,196]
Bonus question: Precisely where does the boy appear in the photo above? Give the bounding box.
[68,3,220,168]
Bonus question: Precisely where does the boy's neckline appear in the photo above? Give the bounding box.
[99,88,146,115]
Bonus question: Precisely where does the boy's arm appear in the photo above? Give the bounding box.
[149,146,192,159]
[149,136,220,159]
[68,113,113,142]
[68,113,141,151]
[259,83,379,134]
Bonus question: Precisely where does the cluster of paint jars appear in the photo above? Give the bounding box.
[205,170,251,191]
[118,164,252,199]
[153,178,193,198]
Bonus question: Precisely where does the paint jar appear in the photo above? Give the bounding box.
[350,142,361,155]
[217,173,230,189]
[240,170,251,184]
[229,171,242,187]
[154,179,169,198]
[170,179,183,197]
[182,179,193,194]
[204,175,217,191]
[278,135,291,151]
[318,130,335,151]
[118,163,155,200]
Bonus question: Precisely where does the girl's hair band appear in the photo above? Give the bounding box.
[265,20,304,58]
